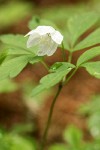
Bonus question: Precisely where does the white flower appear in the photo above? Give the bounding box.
[25,26,63,56]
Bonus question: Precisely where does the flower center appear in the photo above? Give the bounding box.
[40,34,52,47]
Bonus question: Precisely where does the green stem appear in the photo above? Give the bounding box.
[61,42,66,62]
[40,67,78,150]
[68,51,72,63]
[61,42,67,82]
[64,49,73,83]
[40,84,63,150]
[41,61,50,71]
[63,67,78,85]
[40,44,78,150]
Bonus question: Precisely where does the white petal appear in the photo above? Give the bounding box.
[46,42,58,56]
[51,31,63,44]
[36,26,55,35]
[38,36,58,56]
[27,33,40,48]
[24,29,36,37]
[37,44,48,56]
[37,34,51,56]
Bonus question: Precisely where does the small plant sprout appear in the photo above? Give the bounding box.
[25,26,63,56]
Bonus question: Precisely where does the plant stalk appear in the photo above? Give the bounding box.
[68,51,72,63]
[41,61,50,71]
[40,84,63,150]
[63,68,78,85]
[61,42,66,62]
[40,45,77,150]
[40,67,77,150]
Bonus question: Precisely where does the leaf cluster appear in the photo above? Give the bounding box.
[0,11,100,96]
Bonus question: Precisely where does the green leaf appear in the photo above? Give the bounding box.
[0,52,7,65]
[49,62,75,72]
[49,62,63,72]
[79,95,100,115]
[29,56,43,64]
[74,28,100,50]
[58,31,71,50]
[82,61,100,79]
[0,34,36,55]
[63,125,83,148]
[3,134,35,150]
[40,73,64,88]
[84,95,100,139]
[31,62,75,96]
[49,144,67,150]
[0,56,32,80]
[0,34,26,49]
[88,112,100,139]
[67,12,99,47]
[7,48,32,55]
[40,62,75,87]
[31,84,47,97]
[77,47,100,66]
[28,16,58,30]
[0,79,18,93]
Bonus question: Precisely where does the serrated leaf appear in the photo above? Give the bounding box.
[31,62,75,96]
[40,73,64,88]
[0,56,32,80]
[49,62,75,73]
[49,62,63,72]
[82,61,100,79]
[67,12,99,47]
[74,28,100,50]
[77,47,100,66]
[7,48,32,55]
[0,34,36,55]
[40,62,75,87]
[0,34,26,49]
